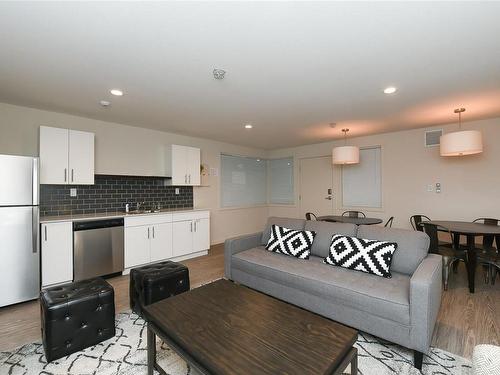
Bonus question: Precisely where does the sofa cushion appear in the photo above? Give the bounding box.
[232,247,410,325]
[357,225,430,275]
[265,225,316,259]
[305,221,358,258]
[261,217,306,245]
[325,234,397,278]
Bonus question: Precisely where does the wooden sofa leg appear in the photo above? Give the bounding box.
[414,350,424,370]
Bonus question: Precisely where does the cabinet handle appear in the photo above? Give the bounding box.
[190,222,193,232]
[152,226,155,239]
[148,227,150,239]
[71,169,74,182]
[44,226,47,241]
[194,220,197,232]
[185,174,187,184]
[189,174,191,184]
[64,168,67,182]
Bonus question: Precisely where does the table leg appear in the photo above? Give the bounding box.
[147,323,156,375]
[350,347,358,374]
[466,235,476,293]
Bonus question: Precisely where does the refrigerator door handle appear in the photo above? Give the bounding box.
[32,207,39,253]
[32,158,39,205]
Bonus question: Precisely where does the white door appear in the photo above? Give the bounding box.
[41,222,73,287]
[39,126,69,184]
[299,156,334,219]
[150,222,173,262]
[124,225,151,268]
[187,147,201,185]
[192,218,210,252]
[171,145,188,185]
[69,130,94,185]
[172,220,193,257]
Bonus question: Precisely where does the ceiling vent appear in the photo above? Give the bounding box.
[425,129,443,147]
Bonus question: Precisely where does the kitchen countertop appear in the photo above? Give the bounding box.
[40,208,209,223]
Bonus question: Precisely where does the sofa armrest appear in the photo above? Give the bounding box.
[409,253,443,353]
[224,232,263,279]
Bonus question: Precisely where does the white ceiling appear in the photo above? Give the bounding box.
[1,2,500,149]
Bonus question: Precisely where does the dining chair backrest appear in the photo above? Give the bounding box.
[342,211,366,218]
[410,214,431,232]
[473,218,500,249]
[384,217,394,228]
[305,212,318,221]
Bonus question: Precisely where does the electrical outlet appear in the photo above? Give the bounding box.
[70,188,77,197]
[210,167,218,177]
[435,182,441,193]
[175,188,180,195]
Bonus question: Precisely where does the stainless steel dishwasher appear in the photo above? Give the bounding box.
[73,218,124,281]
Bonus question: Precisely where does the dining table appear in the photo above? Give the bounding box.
[317,215,383,226]
[426,220,500,293]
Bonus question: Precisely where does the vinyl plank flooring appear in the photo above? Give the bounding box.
[0,244,498,360]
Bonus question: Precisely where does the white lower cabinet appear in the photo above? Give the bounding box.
[41,222,73,287]
[124,211,209,269]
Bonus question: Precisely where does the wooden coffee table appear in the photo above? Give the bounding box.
[144,279,358,375]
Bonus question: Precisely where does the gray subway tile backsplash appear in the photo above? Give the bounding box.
[40,175,193,216]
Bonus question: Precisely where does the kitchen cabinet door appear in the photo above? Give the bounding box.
[41,222,73,287]
[124,225,151,268]
[68,130,94,185]
[150,222,173,262]
[171,145,189,185]
[187,147,201,186]
[192,218,210,252]
[39,126,69,185]
[172,221,193,257]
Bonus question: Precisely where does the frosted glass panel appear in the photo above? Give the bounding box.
[221,154,267,207]
[269,157,294,204]
[342,147,381,208]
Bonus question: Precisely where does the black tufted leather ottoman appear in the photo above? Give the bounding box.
[40,278,115,362]
[130,261,190,316]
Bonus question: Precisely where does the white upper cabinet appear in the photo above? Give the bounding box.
[40,126,69,184]
[69,130,95,184]
[39,126,94,185]
[166,144,201,186]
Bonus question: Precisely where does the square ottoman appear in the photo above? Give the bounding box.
[130,261,190,316]
[40,278,115,362]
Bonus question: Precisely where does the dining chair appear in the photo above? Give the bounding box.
[473,218,500,284]
[342,211,366,218]
[409,214,431,232]
[384,217,394,228]
[305,212,318,221]
[421,222,467,291]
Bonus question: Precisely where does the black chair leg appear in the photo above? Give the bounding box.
[414,350,424,370]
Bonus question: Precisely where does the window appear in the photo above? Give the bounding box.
[221,154,267,207]
[342,146,381,208]
[268,157,294,204]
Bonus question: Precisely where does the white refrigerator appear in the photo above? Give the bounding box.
[0,154,40,307]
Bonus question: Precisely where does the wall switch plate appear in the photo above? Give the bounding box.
[427,184,433,192]
[175,188,180,195]
[210,167,218,177]
[435,182,441,193]
[70,188,77,197]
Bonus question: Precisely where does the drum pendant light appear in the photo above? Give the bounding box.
[332,129,359,164]
[440,108,483,156]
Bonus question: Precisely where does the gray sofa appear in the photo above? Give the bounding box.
[224,217,442,369]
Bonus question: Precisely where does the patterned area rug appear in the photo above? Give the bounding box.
[0,311,471,375]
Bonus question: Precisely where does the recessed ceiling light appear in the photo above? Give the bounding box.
[100,100,111,107]
[110,89,124,96]
[244,124,253,129]
[383,86,397,94]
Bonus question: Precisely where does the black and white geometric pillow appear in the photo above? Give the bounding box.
[324,234,398,278]
[265,225,316,259]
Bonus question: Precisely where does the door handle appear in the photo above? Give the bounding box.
[32,207,39,253]
[325,196,333,200]
[71,169,74,182]
[64,168,67,182]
